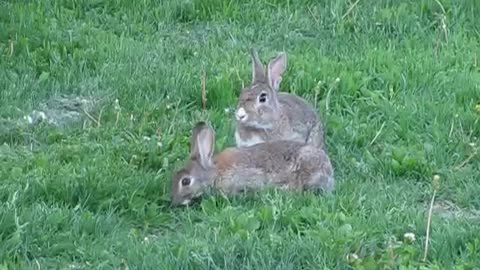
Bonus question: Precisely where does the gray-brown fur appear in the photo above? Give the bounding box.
[171,122,334,206]
[234,49,324,150]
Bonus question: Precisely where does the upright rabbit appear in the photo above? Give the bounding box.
[234,50,325,150]
[171,121,334,206]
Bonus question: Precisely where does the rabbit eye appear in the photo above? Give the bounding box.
[259,93,267,103]
[181,177,191,186]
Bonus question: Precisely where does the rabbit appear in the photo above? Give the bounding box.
[234,49,325,151]
[170,121,334,206]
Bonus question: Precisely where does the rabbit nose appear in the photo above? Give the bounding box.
[236,107,247,121]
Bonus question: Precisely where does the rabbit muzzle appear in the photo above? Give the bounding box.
[235,107,248,122]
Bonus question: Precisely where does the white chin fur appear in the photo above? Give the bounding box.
[181,199,191,205]
[235,107,248,121]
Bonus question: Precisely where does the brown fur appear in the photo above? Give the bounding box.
[234,50,324,150]
[171,122,334,206]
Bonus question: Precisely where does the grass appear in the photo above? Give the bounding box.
[1,0,480,268]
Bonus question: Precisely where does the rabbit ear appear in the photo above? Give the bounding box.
[190,122,215,168]
[251,49,267,84]
[267,52,287,91]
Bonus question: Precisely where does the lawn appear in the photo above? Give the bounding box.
[1,0,480,269]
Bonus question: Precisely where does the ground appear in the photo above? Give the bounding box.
[1,0,479,269]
